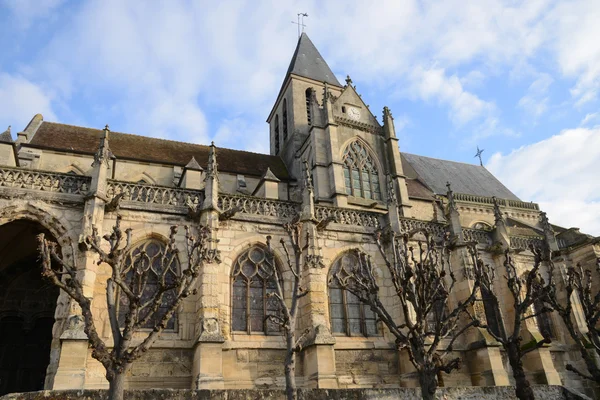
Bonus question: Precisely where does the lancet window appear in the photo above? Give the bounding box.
[305,88,312,125]
[274,114,280,154]
[328,252,378,337]
[534,298,554,339]
[342,140,382,200]
[118,239,180,330]
[232,245,281,334]
[481,286,504,338]
[282,99,288,142]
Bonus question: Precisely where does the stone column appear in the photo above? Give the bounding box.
[192,143,225,389]
[322,84,347,208]
[53,125,113,389]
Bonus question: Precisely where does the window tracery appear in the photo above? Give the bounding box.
[231,245,281,334]
[328,252,378,337]
[118,239,180,330]
[342,140,382,200]
[305,89,312,125]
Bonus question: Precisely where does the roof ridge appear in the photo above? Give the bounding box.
[402,152,483,168]
[41,121,282,159]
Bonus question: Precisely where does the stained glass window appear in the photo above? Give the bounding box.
[328,252,378,337]
[342,141,382,200]
[232,246,282,334]
[118,239,180,330]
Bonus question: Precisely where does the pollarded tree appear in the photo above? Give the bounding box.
[38,215,212,400]
[333,229,482,400]
[545,256,600,383]
[262,220,310,400]
[472,246,553,400]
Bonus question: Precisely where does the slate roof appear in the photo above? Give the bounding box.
[401,153,520,200]
[286,33,341,87]
[27,122,291,180]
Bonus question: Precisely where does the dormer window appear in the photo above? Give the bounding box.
[282,99,288,142]
[342,140,381,201]
[274,114,280,154]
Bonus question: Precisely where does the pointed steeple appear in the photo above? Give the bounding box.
[285,33,341,87]
[0,126,12,143]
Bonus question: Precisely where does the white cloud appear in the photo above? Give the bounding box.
[580,112,599,127]
[487,127,600,235]
[0,73,57,133]
[408,66,495,126]
[517,73,553,119]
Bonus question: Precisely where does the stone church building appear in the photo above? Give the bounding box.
[0,34,598,396]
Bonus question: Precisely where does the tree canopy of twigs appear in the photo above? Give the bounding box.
[472,245,553,400]
[263,220,310,400]
[545,256,600,383]
[333,229,482,400]
[38,216,212,400]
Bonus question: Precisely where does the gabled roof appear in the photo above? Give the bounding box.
[286,33,341,87]
[401,153,520,200]
[27,122,291,180]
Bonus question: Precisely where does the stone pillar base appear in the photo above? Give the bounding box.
[467,345,510,387]
[192,342,225,389]
[303,344,338,388]
[52,339,89,389]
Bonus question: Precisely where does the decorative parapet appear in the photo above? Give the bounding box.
[315,205,382,229]
[509,235,544,251]
[334,116,383,135]
[218,194,299,219]
[107,180,203,207]
[0,166,90,195]
[398,217,447,238]
[463,228,492,245]
[453,193,539,211]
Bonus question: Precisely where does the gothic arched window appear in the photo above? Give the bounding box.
[232,245,281,334]
[342,140,382,200]
[305,88,312,125]
[274,114,280,154]
[328,252,378,337]
[118,239,180,330]
[481,286,504,338]
[282,99,289,142]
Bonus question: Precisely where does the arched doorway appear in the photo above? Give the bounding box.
[0,220,60,395]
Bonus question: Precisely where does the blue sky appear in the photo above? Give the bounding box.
[1,0,599,235]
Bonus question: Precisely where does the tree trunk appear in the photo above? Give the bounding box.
[507,342,535,400]
[107,370,127,400]
[418,369,438,400]
[285,345,297,400]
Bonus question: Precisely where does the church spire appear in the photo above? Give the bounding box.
[284,33,341,87]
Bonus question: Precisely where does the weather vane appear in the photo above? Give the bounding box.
[292,13,308,37]
[474,146,485,166]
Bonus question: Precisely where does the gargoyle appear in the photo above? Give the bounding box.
[219,205,242,221]
[186,198,202,221]
[104,193,124,213]
[316,215,336,231]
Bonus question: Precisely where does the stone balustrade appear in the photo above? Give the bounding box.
[463,228,493,245]
[107,180,203,208]
[509,235,544,251]
[218,193,299,219]
[315,205,382,229]
[0,166,90,195]
[454,193,539,211]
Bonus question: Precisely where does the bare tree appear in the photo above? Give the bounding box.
[545,257,600,383]
[333,229,482,400]
[263,221,310,400]
[472,246,553,400]
[38,215,212,400]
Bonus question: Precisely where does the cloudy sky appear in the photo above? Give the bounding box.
[0,0,599,235]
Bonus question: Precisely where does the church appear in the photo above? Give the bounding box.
[0,33,598,396]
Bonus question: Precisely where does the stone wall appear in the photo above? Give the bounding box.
[0,386,591,400]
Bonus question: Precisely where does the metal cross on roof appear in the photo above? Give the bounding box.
[292,13,308,37]
[474,146,485,166]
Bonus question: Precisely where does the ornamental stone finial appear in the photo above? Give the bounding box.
[206,142,218,181]
[92,124,113,167]
[383,106,393,119]
[345,75,353,85]
[492,196,503,224]
[303,159,313,193]
[446,181,456,212]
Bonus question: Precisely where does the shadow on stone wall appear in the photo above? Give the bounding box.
[0,386,591,400]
